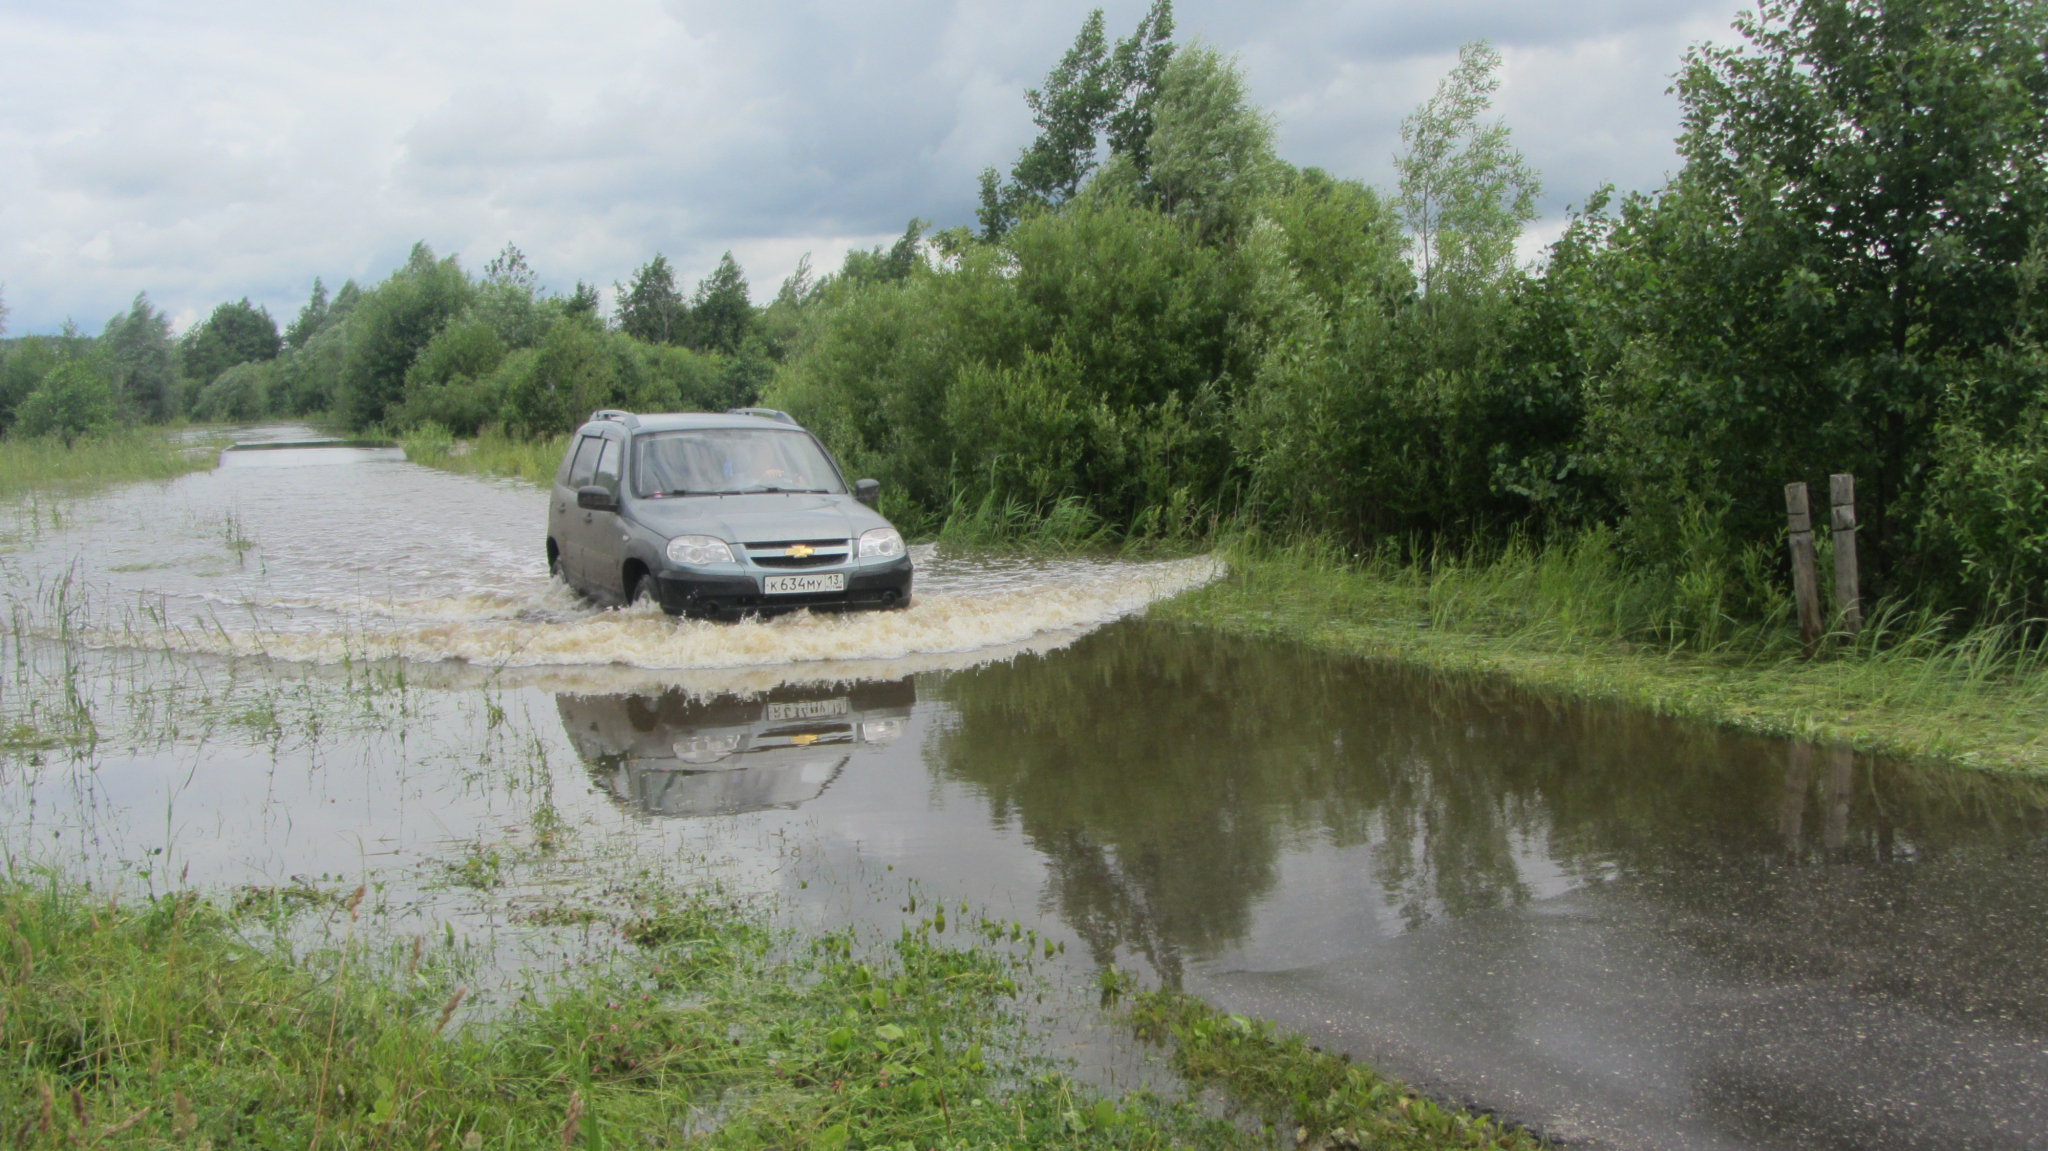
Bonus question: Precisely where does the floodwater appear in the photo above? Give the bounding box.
[4,428,2047,1151]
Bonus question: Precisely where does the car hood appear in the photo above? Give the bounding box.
[627,492,891,544]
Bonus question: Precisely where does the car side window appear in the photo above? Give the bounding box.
[594,437,622,493]
[566,435,602,488]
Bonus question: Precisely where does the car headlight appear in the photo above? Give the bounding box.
[673,733,742,764]
[666,535,734,565]
[858,527,904,559]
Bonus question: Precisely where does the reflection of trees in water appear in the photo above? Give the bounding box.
[928,620,2048,990]
[928,622,1561,980]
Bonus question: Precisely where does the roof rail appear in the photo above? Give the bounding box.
[589,409,640,428]
[727,407,799,427]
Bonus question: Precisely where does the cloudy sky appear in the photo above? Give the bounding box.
[0,0,1745,336]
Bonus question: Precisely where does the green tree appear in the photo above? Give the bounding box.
[836,221,929,287]
[475,245,547,350]
[483,243,539,295]
[1102,0,1176,175]
[284,279,331,350]
[340,242,473,428]
[1143,43,1278,242]
[179,298,283,387]
[688,253,753,355]
[100,293,175,422]
[615,255,688,344]
[0,337,57,429]
[190,361,273,422]
[273,325,349,417]
[1577,0,2048,592]
[16,360,116,444]
[563,281,603,324]
[1396,41,1541,297]
[978,1,1177,238]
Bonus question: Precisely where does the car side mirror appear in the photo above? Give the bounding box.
[577,485,617,512]
[854,478,881,507]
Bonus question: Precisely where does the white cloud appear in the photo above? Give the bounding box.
[0,0,1745,335]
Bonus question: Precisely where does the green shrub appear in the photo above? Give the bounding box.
[15,361,117,444]
[188,360,272,422]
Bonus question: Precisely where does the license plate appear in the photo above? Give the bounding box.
[765,698,849,721]
[763,573,845,595]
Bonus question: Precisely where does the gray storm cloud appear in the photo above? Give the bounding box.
[0,0,1741,334]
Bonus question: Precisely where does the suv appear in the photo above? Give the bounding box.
[547,408,912,619]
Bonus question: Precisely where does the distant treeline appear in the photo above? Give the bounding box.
[0,240,790,446]
[4,0,2045,624]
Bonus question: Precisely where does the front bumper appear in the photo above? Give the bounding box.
[653,555,913,620]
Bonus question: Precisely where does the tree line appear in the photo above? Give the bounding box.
[2,0,2043,624]
[0,233,820,445]
[766,0,2048,625]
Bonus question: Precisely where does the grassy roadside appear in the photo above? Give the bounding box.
[401,426,568,487]
[1155,545,2048,775]
[0,429,217,500]
[0,876,1538,1151]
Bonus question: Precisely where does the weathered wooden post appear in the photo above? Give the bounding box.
[1785,483,1823,655]
[1830,474,1861,638]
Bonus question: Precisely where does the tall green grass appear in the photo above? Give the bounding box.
[400,424,569,487]
[0,873,1539,1150]
[1162,529,2048,773]
[0,429,216,500]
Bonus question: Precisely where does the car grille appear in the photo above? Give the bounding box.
[745,539,851,569]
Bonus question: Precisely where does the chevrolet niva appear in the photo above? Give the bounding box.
[547,408,911,619]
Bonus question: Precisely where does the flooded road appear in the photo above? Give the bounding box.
[4,430,2047,1150]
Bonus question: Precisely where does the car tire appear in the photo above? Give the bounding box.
[627,573,670,615]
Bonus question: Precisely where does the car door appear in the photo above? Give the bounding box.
[552,432,604,587]
[579,433,628,600]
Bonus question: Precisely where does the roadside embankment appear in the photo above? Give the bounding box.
[1154,549,2048,776]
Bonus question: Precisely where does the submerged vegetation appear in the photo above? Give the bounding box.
[0,871,1542,1150]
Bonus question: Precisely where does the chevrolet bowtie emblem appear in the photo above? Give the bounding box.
[786,544,814,558]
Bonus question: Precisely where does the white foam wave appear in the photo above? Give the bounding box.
[76,556,1223,674]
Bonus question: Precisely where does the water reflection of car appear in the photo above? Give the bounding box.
[559,679,915,818]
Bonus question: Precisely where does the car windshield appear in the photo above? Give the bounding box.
[633,428,845,497]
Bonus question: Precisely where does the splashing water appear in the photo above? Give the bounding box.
[10,428,1220,675]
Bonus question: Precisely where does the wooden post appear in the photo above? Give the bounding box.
[1786,483,1823,655]
[1829,474,1861,637]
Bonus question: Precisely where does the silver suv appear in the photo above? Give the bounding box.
[547,408,912,619]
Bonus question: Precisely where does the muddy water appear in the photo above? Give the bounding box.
[5,432,2048,1151]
